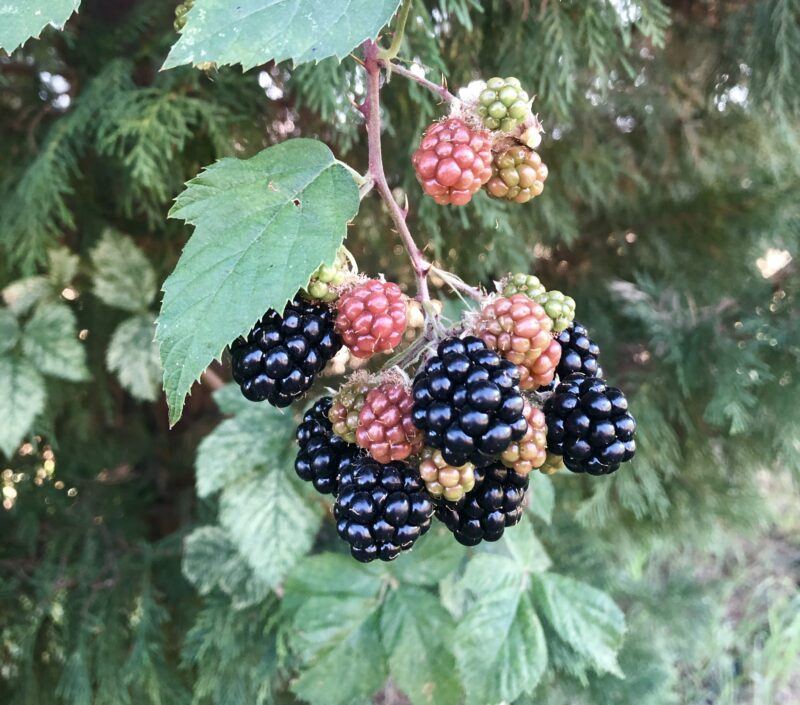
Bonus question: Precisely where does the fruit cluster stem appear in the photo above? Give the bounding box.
[377,59,456,104]
[362,40,431,303]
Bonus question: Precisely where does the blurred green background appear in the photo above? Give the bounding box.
[1,1,799,704]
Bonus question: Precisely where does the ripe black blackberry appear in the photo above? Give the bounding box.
[334,457,434,562]
[411,336,528,467]
[544,373,636,475]
[295,397,360,495]
[555,322,602,380]
[230,300,341,407]
[435,463,528,545]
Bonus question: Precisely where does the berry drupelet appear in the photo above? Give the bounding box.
[544,373,636,475]
[295,397,360,495]
[411,336,528,467]
[555,322,602,380]
[436,463,528,545]
[230,300,341,407]
[334,457,434,562]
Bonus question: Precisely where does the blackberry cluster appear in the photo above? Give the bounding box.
[544,373,636,475]
[230,300,341,407]
[411,336,528,467]
[436,463,528,545]
[295,397,360,495]
[334,457,434,562]
[555,322,602,380]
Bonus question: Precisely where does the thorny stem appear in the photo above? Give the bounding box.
[362,40,431,303]
[430,265,484,302]
[378,58,456,104]
[378,0,413,61]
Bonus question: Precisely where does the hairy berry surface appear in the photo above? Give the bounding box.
[356,383,423,463]
[544,373,636,475]
[295,397,360,495]
[230,300,341,407]
[486,145,548,203]
[334,457,434,562]
[411,336,528,467]
[436,463,528,545]
[335,279,407,359]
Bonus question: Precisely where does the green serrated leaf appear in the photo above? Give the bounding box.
[183,526,270,609]
[163,0,402,71]
[287,555,386,705]
[2,277,52,316]
[381,587,462,705]
[212,383,264,416]
[157,138,359,426]
[22,303,88,381]
[0,310,20,354]
[90,230,157,312]
[106,314,162,402]
[527,472,555,524]
[219,470,321,588]
[385,527,466,587]
[0,354,46,458]
[195,405,294,497]
[532,572,627,677]
[47,246,80,288]
[455,555,548,705]
[0,1,80,52]
[480,513,551,573]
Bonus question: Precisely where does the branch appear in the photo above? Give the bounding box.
[378,58,457,104]
[362,40,431,302]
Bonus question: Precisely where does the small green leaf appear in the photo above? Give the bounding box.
[195,405,294,497]
[385,527,466,587]
[0,310,20,353]
[2,276,51,316]
[47,246,80,288]
[527,472,555,524]
[183,526,270,609]
[455,555,548,705]
[532,573,626,677]
[0,1,81,52]
[381,587,462,705]
[107,314,162,402]
[212,383,263,416]
[481,513,551,573]
[157,139,359,426]
[219,470,321,588]
[163,0,402,71]
[91,230,157,312]
[0,354,46,458]
[22,303,88,381]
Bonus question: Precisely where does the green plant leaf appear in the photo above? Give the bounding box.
[0,310,20,354]
[384,527,466,587]
[106,314,162,402]
[195,404,294,497]
[212,383,263,416]
[527,472,555,524]
[381,587,462,705]
[22,302,88,381]
[454,554,548,705]
[157,138,359,426]
[532,572,627,677]
[2,277,52,316]
[163,0,402,71]
[219,470,321,588]
[482,513,551,573]
[47,246,80,288]
[0,1,80,52]
[287,555,386,705]
[0,354,46,458]
[90,230,157,312]
[182,526,270,609]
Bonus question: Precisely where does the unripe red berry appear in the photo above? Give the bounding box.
[356,383,423,463]
[412,118,493,206]
[335,279,407,359]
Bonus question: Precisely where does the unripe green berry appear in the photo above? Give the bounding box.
[502,273,546,299]
[534,290,576,332]
[301,248,352,303]
[475,76,532,132]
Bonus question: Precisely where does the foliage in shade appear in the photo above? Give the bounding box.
[0,0,81,52]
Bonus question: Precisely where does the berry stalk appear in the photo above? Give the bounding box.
[362,40,432,303]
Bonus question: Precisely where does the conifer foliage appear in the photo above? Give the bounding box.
[2,2,799,705]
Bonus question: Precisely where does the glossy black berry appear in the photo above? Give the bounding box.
[334,457,434,562]
[411,336,528,466]
[295,397,360,495]
[555,322,602,380]
[435,463,528,545]
[230,300,341,407]
[544,373,636,475]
